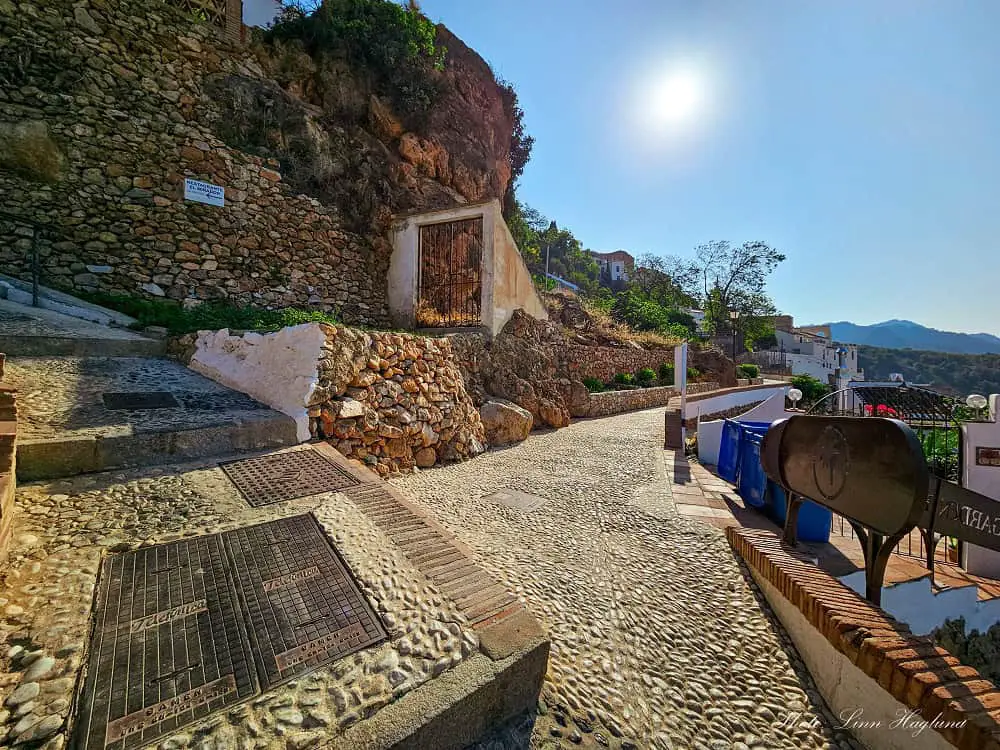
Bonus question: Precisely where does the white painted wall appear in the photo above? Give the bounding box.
[389,199,546,336]
[961,393,1000,577]
[683,385,787,422]
[751,570,953,750]
[841,570,1000,635]
[188,324,327,442]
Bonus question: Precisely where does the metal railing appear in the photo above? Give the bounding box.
[0,209,44,307]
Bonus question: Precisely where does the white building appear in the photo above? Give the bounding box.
[771,322,864,389]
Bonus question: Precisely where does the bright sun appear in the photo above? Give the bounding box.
[651,70,704,127]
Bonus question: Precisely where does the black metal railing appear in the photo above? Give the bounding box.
[0,209,45,307]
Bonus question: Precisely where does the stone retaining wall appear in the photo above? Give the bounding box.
[579,386,676,419]
[311,327,485,476]
[0,0,390,326]
[0,354,17,562]
[448,312,737,431]
[563,345,674,384]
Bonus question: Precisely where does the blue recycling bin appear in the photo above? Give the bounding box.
[767,481,832,542]
[736,432,767,508]
[717,419,742,482]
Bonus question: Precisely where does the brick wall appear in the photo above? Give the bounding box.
[0,354,17,562]
[729,526,1000,750]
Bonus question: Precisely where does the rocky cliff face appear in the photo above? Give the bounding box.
[0,0,515,317]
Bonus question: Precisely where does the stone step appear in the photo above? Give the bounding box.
[0,297,166,357]
[4,355,299,480]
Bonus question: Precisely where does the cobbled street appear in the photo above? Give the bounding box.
[394,408,862,750]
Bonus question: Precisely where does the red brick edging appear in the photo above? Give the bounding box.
[727,526,1000,750]
[0,352,17,561]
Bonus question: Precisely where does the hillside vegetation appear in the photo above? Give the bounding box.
[860,346,1000,396]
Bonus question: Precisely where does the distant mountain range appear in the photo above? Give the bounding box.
[813,319,1000,355]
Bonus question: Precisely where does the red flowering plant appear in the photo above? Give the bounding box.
[864,403,899,417]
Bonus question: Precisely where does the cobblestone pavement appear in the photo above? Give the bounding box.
[0,447,476,749]
[5,356,274,440]
[394,408,864,750]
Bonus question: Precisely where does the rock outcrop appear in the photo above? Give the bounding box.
[0,0,517,319]
[479,399,533,446]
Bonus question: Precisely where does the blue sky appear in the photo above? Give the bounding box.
[414,0,1000,334]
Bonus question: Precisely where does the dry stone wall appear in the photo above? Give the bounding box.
[0,0,389,325]
[311,326,485,476]
[449,311,737,428]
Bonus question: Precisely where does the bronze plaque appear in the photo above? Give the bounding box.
[976,447,1000,467]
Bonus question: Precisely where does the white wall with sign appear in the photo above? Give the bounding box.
[962,394,1000,576]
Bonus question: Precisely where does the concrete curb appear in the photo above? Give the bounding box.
[0,336,166,357]
[328,631,549,750]
[16,412,299,481]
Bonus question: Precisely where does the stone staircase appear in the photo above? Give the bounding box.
[0,299,298,480]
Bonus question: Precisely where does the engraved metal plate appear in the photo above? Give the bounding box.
[226,514,386,689]
[219,449,360,507]
[485,488,548,512]
[75,514,385,749]
[75,535,256,750]
[102,391,180,410]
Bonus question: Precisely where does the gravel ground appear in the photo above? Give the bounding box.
[394,408,865,750]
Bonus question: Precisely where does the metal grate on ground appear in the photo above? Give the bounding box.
[342,484,517,624]
[102,391,180,410]
[224,514,385,689]
[219,448,360,507]
[74,514,385,750]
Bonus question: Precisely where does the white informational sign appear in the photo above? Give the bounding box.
[675,342,688,396]
[183,178,225,207]
[675,342,688,442]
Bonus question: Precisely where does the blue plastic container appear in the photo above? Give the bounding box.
[768,481,833,542]
[717,419,742,482]
[736,432,767,508]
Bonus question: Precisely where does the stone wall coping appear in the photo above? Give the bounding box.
[727,526,1000,750]
[684,381,786,404]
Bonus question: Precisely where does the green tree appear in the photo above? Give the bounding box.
[694,241,785,334]
[790,374,830,407]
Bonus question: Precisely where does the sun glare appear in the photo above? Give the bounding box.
[651,70,704,127]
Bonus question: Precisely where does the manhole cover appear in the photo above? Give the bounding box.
[225,514,386,689]
[485,489,548,512]
[102,391,180,410]
[75,514,385,750]
[220,449,360,507]
[75,535,257,750]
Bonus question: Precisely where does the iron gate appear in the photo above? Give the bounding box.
[417,218,483,328]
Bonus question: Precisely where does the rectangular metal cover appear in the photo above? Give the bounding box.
[75,514,386,750]
[102,392,180,410]
[220,449,360,507]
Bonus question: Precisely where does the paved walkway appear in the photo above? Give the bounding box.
[394,408,862,750]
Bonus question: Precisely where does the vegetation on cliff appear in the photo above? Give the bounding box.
[267,0,446,123]
[509,200,782,348]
